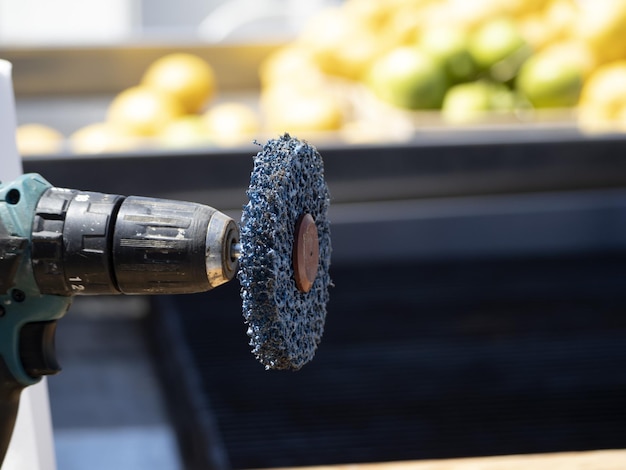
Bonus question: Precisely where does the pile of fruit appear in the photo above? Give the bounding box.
[17,53,260,155]
[17,0,626,155]
[260,0,626,132]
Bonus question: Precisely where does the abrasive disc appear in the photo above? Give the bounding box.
[238,134,331,370]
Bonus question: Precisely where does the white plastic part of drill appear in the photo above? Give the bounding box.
[0,59,57,470]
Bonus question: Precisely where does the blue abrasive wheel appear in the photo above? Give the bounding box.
[238,134,331,370]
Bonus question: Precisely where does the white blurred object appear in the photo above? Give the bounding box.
[0,60,21,179]
[0,0,138,45]
[198,0,340,42]
[0,60,56,470]
[3,381,56,470]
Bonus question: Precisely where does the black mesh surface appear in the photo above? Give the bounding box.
[150,253,626,469]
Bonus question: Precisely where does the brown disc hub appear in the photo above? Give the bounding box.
[293,213,319,293]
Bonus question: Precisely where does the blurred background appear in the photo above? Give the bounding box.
[4,0,626,469]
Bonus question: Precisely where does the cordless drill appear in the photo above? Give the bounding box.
[0,172,240,463]
[0,135,332,468]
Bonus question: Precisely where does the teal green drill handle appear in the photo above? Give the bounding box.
[0,174,73,464]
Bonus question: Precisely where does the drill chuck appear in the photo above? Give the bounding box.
[31,187,239,296]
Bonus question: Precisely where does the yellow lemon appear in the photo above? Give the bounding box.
[578,61,626,129]
[573,0,626,65]
[263,88,343,133]
[298,7,352,76]
[141,53,217,114]
[107,86,184,137]
[16,123,63,156]
[520,0,578,51]
[580,61,626,111]
[259,46,324,90]
[298,7,390,80]
[203,102,260,145]
[160,115,212,148]
[519,14,553,51]
[70,122,138,154]
[335,29,393,80]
